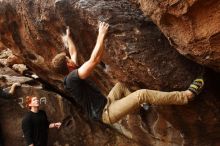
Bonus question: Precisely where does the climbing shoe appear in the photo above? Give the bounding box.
[188,78,204,95]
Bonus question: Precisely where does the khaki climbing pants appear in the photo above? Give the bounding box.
[101,82,189,124]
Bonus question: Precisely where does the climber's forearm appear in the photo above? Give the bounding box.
[89,33,105,63]
[67,37,78,65]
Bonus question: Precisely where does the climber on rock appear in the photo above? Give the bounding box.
[22,96,62,146]
[52,21,204,125]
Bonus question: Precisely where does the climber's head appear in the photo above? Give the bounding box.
[52,52,77,74]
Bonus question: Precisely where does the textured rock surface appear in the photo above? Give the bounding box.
[0,0,219,146]
[138,0,220,72]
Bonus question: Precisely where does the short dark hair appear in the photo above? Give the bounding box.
[52,52,69,74]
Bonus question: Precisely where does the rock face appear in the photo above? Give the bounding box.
[0,0,202,92]
[0,0,219,146]
[138,0,220,72]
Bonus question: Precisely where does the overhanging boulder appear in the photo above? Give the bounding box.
[0,0,219,146]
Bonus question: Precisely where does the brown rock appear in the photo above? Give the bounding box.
[0,65,32,88]
[12,64,28,74]
[6,55,23,66]
[138,0,220,72]
[0,0,219,146]
[0,49,23,67]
